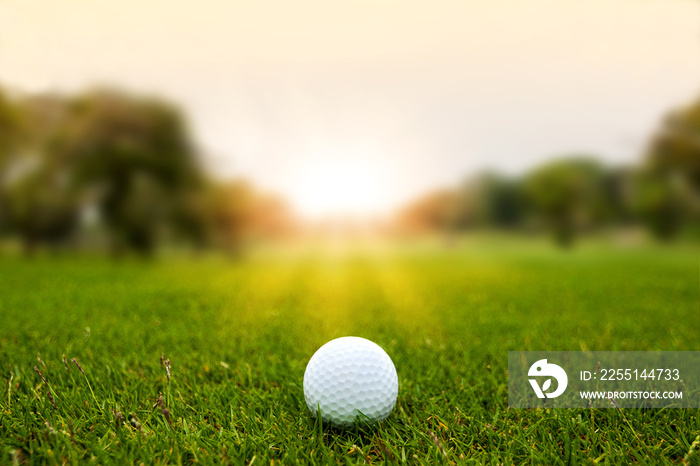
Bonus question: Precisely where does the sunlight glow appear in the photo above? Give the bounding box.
[288,151,391,219]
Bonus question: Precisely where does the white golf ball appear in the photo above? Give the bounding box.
[303,336,399,427]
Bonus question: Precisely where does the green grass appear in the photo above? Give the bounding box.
[0,237,698,464]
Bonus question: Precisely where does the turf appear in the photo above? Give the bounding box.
[0,237,698,464]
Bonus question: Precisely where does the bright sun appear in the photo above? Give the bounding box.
[288,152,390,219]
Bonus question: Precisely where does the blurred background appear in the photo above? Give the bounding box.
[0,0,699,256]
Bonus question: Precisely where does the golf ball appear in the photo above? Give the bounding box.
[303,336,398,427]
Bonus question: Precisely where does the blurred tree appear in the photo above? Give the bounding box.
[3,161,79,254]
[183,180,298,256]
[644,96,700,237]
[601,166,637,226]
[1,85,296,256]
[248,193,296,239]
[0,87,25,235]
[648,96,700,192]
[168,185,213,251]
[52,89,202,256]
[471,173,524,229]
[0,89,23,159]
[395,189,465,236]
[0,92,82,254]
[208,180,255,257]
[523,158,608,247]
[631,170,687,241]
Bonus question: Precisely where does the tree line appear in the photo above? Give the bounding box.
[395,94,700,247]
[1,83,698,254]
[0,86,295,256]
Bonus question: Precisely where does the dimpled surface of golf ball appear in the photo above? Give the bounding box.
[303,336,398,427]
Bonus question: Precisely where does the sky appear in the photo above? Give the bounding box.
[0,0,699,218]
